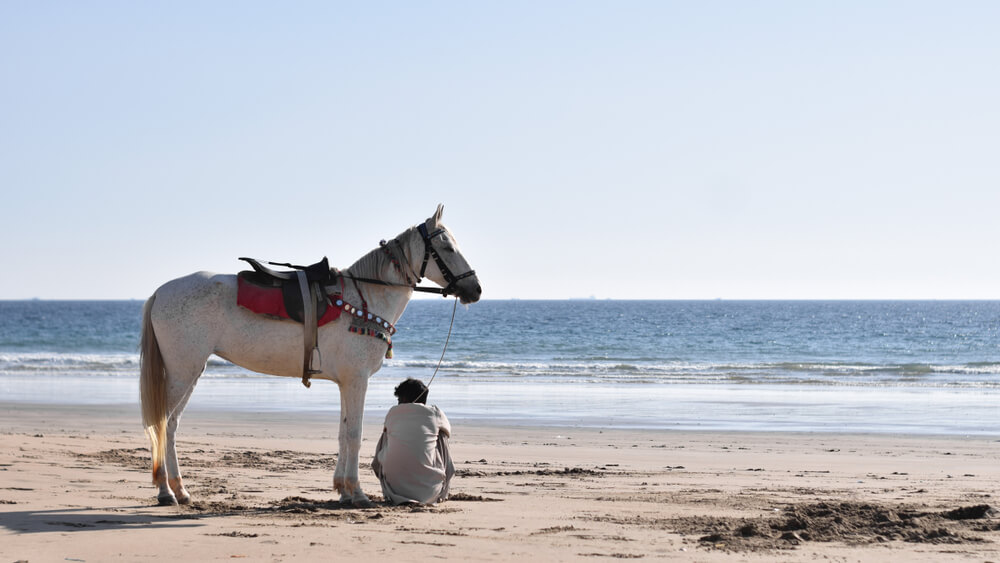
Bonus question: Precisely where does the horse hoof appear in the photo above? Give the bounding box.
[157,494,178,506]
[176,495,192,505]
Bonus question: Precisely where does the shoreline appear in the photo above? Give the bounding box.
[2,402,999,561]
[3,370,999,435]
[5,400,1000,439]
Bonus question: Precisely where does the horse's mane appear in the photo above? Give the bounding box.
[345,246,392,281]
[344,226,416,283]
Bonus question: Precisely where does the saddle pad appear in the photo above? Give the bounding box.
[237,276,342,326]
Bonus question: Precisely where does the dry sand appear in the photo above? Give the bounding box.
[1,402,998,562]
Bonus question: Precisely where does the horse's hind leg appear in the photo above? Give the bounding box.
[156,371,202,505]
[164,382,199,504]
[145,273,224,506]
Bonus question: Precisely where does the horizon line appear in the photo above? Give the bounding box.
[3,297,1000,302]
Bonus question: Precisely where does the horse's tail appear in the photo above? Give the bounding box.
[140,294,168,484]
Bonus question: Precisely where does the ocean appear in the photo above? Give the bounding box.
[1,299,998,435]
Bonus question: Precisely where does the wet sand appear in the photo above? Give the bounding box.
[1,402,998,561]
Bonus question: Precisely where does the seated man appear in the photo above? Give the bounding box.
[372,378,454,505]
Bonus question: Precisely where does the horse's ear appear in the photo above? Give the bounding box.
[432,204,444,225]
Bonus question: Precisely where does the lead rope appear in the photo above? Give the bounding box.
[418,296,458,401]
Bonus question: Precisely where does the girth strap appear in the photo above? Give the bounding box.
[296,271,322,388]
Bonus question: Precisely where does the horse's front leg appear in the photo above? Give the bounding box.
[334,375,374,507]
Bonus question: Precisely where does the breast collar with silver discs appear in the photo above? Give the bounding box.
[327,274,397,359]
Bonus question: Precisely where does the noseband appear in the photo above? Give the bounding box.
[415,223,477,297]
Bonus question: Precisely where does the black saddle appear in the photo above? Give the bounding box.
[238,257,336,322]
[238,256,339,388]
[240,257,334,284]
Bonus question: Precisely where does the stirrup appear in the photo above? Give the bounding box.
[302,348,322,388]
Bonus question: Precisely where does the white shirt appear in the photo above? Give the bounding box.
[374,403,454,505]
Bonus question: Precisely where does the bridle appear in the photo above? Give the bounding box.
[344,223,476,298]
[413,223,477,297]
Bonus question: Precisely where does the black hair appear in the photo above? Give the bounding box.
[394,378,428,404]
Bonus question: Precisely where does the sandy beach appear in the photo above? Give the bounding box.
[1,402,998,562]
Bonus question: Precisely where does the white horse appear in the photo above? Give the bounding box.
[140,205,481,507]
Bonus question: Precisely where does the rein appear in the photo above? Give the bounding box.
[342,224,468,401]
[428,297,458,388]
[416,296,458,403]
[342,271,459,403]
[338,275,447,295]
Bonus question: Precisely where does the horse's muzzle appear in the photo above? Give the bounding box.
[458,280,482,304]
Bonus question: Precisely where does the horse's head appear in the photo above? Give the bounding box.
[415,204,482,304]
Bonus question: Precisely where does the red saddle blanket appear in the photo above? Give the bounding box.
[237,276,343,326]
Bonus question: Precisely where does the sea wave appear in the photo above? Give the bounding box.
[2,352,997,388]
[383,358,1000,387]
[0,353,245,377]
[0,352,138,374]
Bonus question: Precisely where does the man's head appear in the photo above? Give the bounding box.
[394,378,428,404]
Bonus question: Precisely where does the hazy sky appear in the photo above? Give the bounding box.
[2,2,998,300]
